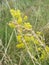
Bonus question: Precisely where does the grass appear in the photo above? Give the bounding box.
[0,0,49,65]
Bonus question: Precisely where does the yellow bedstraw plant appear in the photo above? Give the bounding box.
[8,9,49,61]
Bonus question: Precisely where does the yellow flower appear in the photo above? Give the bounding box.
[16,10,21,18]
[24,16,28,20]
[16,43,24,48]
[40,50,46,60]
[38,48,41,51]
[17,17,22,24]
[24,35,31,42]
[45,46,49,52]
[34,39,39,45]
[10,9,21,18]
[36,31,42,35]
[40,46,49,61]
[24,22,32,30]
[10,9,17,17]
[40,54,45,60]
[8,22,16,28]
[17,34,22,42]
[31,36,35,41]
[31,36,39,45]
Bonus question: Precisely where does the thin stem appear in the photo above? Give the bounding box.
[0,29,14,63]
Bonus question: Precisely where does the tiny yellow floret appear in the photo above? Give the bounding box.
[17,17,22,24]
[8,22,16,28]
[10,9,21,18]
[24,16,28,20]
[17,35,22,42]
[36,31,42,35]
[24,22,32,29]
[16,43,24,48]
[24,35,31,42]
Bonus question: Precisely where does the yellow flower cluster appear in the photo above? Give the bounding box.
[24,22,32,30]
[10,9,21,18]
[45,45,49,52]
[36,31,42,35]
[9,9,22,28]
[8,22,16,28]
[38,47,41,51]
[40,46,49,60]
[17,34,22,42]
[31,36,39,45]
[8,9,49,64]
[24,35,31,42]
[24,16,28,20]
[16,34,25,48]
[16,33,39,48]
[17,17,22,24]
[9,9,32,30]
[9,9,45,49]
[16,43,24,48]
[16,34,31,48]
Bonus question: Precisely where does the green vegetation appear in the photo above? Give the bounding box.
[0,0,49,65]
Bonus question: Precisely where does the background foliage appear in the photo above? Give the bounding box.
[0,0,49,65]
